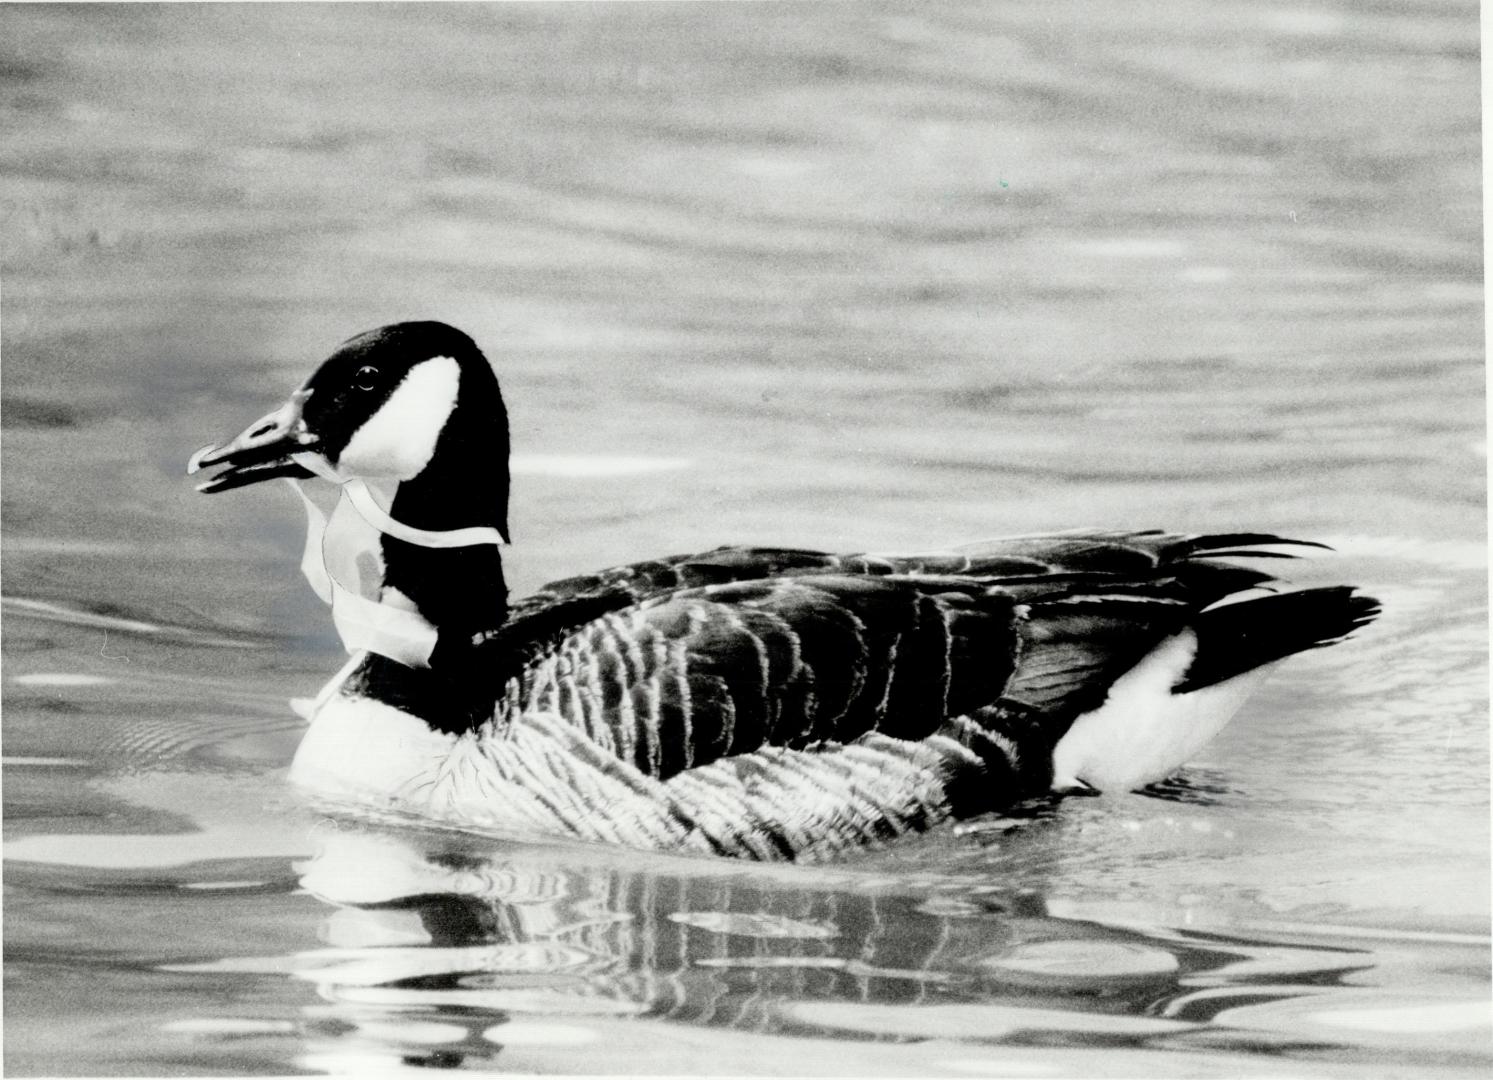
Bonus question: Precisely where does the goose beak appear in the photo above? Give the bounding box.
[187,390,320,493]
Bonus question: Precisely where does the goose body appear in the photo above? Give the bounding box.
[189,322,1378,860]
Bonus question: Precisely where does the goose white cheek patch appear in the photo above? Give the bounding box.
[337,355,461,480]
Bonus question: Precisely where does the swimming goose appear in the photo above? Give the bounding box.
[188,321,1379,859]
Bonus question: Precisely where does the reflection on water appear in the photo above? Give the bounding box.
[2,0,1486,1076]
[133,823,1479,1076]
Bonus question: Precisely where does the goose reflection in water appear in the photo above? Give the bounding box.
[253,821,1377,1072]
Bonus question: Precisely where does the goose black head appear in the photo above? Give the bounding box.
[188,321,510,536]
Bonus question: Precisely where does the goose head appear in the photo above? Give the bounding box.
[188,321,510,537]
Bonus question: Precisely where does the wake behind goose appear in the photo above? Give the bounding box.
[187,321,1378,859]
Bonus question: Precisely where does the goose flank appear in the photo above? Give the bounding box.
[187,321,1380,859]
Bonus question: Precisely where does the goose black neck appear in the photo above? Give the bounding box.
[379,362,511,639]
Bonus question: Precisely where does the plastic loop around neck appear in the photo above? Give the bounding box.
[291,452,509,548]
[284,452,508,673]
[284,477,440,669]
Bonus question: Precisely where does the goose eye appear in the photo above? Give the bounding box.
[353,366,379,391]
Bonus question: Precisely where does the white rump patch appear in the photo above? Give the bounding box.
[337,355,460,480]
[1050,631,1278,794]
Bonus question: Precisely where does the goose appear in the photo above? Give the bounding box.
[187,321,1379,860]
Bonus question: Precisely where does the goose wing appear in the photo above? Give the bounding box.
[467,532,1374,857]
[500,540,1289,792]
[503,530,1318,652]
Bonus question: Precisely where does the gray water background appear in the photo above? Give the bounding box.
[2,3,1487,1076]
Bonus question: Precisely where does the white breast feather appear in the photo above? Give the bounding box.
[289,693,456,805]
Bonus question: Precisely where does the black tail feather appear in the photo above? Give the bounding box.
[1175,533,1333,559]
[1174,587,1380,693]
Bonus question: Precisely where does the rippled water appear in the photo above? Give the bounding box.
[3,3,1487,1076]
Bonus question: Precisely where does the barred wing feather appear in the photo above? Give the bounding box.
[452,531,1378,854]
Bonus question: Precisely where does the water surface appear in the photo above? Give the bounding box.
[2,3,1487,1076]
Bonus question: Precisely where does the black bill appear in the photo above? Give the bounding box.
[187,391,319,493]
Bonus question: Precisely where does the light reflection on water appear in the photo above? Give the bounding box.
[9,811,1487,1077]
[2,0,1486,1075]
[183,826,1417,1065]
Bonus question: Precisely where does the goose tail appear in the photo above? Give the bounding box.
[1049,585,1379,795]
[1176,586,1381,693]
